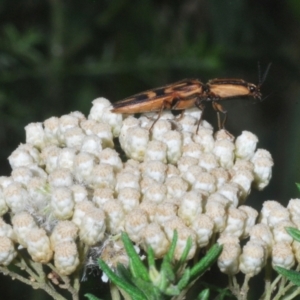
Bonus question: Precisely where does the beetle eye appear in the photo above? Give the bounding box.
[249,85,256,93]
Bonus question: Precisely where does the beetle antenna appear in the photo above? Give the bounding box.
[259,62,272,87]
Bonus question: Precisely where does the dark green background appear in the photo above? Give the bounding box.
[1,0,300,299]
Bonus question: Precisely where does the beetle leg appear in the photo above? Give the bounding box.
[212,101,227,129]
[195,99,206,133]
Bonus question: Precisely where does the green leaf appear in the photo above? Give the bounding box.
[275,266,300,286]
[84,294,102,300]
[285,227,300,242]
[190,243,223,278]
[161,254,175,283]
[166,230,178,261]
[296,183,300,192]
[133,277,162,299]
[197,289,210,300]
[177,268,191,290]
[177,236,192,266]
[116,263,135,284]
[98,259,146,300]
[147,246,156,269]
[121,232,150,282]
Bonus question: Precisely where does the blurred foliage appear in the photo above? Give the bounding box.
[1,0,300,299]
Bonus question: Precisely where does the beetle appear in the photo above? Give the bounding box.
[111,65,270,132]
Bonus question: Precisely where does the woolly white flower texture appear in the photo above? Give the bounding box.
[0,96,288,280]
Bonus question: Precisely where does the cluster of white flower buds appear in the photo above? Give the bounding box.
[0,96,292,279]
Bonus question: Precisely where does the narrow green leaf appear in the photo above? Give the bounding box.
[166,230,178,260]
[296,183,300,192]
[161,254,175,282]
[116,263,134,284]
[147,246,155,269]
[121,232,150,282]
[98,259,146,300]
[275,266,300,286]
[190,244,223,278]
[177,268,191,290]
[286,227,300,242]
[165,285,180,296]
[84,294,102,300]
[178,236,192,265]
[197,289,210,300]
[134,277,162,299]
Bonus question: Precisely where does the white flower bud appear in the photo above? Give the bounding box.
[51,187,74,220]
[198,153,218,171]
[0,236,16,266]
[72,200,95,227]
[91,122,114,148]
[139,201,157,222]
[64,127,85,149]
[238,205,258,238]
[182,132,193,146]
[142,160,167,183]
[12,212,38,247]
[205,201,227,232]
[151,120,172,141]
[165,176,188,199]
[25,122,45,148]
[74,152,95,183]
[193,128,214,153]
[44,116,59,145]
[42,145,60,173]
[103,199,125,234]
[218,241,241,275]
[140,176,157,195]
[119,117,140,149]
[88,98,112,121]
[163,131,182,164]
[178,115,197,133]
[210,168,230,189]
[272,242,295,269]
[27,177,48,209]
[27,228,53,263]
[235,131,258,160]
[190,214,214,247]
[193,172,216,194]
[123,127,149,161]
[141,223,169,258]
[70,185,88,203]
[239,241,266,276]
[166,164,180,178]
[3,182,29,213]
[287,199,300,221]
[260,200,284,225]
[0,218,15,240]
[142,182,166,203]
[267,207,291,229]
[182,165,204,186]
[101,105,123,137]
[54,241,79,275]
[50,221,78,250]
[178,191,203,225]
[231,169,254,200]
[81,135,102,156]
[11,167,33,186]
[213,140,235,169]
[182,142,202,159]
[177,156,199,174]
[70,111,85,122]
[272,220,295,244]
[93,188,114,207]
[124,209,148,243]
[222,207,247,238]
[214,129,234,141]
[80,119,98,135]
[0,176,14,189]
[48,168,73,187]
[91,164,115,189]
[154,203,177,225]
[8,147,34,169]
[117,187,140,213]
[251,149,273,190]
[206,193,230,207]
[79,208,106,245]
[115,172,140,194]
[0,187,9,216]
[217,183,241,207]
[249,224,273,256]
[144,140,167,163]
[98,148,123,172]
